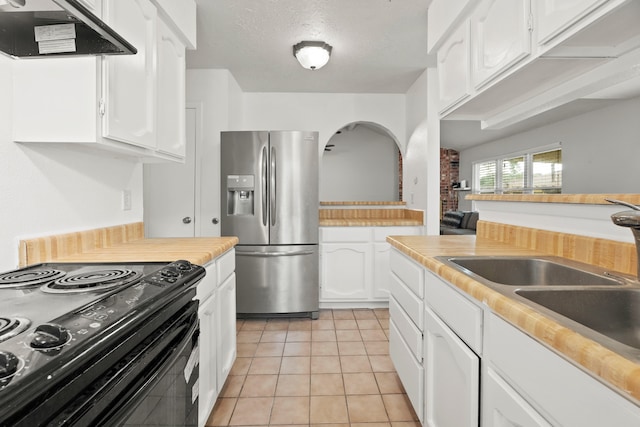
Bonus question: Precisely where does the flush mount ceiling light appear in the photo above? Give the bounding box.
[293,41,332,70]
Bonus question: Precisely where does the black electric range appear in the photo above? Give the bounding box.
[0,260,205,426]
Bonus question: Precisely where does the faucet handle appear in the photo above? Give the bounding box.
[606,198,640,211]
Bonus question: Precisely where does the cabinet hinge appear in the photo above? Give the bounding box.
[527,12,534,32]
[99,99,105,116]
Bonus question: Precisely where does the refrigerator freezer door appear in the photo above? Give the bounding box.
[221,131,270,245]
[269,131,319,245]
[235,245,319,316]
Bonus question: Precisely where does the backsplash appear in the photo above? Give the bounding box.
[477,220,637,276]
[19,222,144,267]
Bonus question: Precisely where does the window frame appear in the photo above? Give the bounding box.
[472,143,561,195]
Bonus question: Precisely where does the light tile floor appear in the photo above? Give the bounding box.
[206,308,419,427]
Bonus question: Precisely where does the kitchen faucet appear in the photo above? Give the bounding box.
[606,199,640,280]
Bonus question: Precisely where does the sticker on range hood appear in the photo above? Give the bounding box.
[34,23,76,54]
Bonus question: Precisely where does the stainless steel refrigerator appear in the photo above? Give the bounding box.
[220,131,319,319]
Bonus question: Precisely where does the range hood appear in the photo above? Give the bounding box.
[0,0,136,58]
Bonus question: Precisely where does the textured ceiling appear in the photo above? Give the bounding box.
[186,0,430,93]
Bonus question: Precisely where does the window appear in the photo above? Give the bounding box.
[473,147,562,194]
[477,160,496,193]
[501,156,525,193]
[532,149,562,193]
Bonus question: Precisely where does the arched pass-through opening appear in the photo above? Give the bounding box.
[320,121,403,202]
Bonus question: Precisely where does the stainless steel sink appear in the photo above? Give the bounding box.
[441,256,621,287]
[437,255,640,360]
[516,288,640,352]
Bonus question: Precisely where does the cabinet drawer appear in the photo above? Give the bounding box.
[321,227,371,242]
[390,249,424,299]
[389,296,423,361]
[389,319,424,422]
[388,273,424,330]
[487,313,640,426]
[196,262,217,301]
[373,226,421,242]
[217,249,235,285]
[425,270,482,354]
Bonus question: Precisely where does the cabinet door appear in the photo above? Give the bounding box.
[216,273,237,392]
[156,18,186,157]
[103,0,157,148]
[424,306,479,427]
[471,0,531,89]
[483,368,552,427]
[373,242,392,299]
[536,0,609,45]
[320,243,371,300]
[437,20,471,113]
[198,292,217,427]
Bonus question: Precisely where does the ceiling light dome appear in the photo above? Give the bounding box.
[293,41,332,70]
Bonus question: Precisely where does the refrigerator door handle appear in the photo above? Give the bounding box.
[270,146,277,227]
[238,250,316,257]
[261,146,268,226]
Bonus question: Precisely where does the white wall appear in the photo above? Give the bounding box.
[242,92,406,154]
[404,68,440,234]
[320,125,399,201]
[0,57,144,270]
[458,96,640,211]
[185,74,409,214]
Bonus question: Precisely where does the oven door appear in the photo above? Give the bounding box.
[49,301,200,427]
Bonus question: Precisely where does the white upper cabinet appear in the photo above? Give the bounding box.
[10,0,195,163]
[154,0,197,48]
[427,0,472,54]
[156,18,186,158]
[535,0,609,46]
[102,0,157,149]
[432,0,640,126]
[437,20,471,113]
[471,0,532,89]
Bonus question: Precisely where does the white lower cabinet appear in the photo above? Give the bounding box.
[197,249,236,427]
[424,305,479,427]
[485,312,640,427]
[197,263,218,427]
[321,241,371,301]
[216,272,236,392]
[388,248,640,427]
[389,249,425,422]
[320,226,422,304]
[389,318,424,421]
[423,270,481,427]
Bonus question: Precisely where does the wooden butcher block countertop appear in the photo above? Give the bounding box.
[18,222,238,267]
[387,233,640,405]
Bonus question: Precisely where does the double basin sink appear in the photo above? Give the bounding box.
[436,256,640,361]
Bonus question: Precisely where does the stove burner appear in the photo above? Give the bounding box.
[0,269,66,289]
[0,317,30,343]
[42,269,142,293]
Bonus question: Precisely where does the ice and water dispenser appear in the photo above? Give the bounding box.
[226,175,255,215]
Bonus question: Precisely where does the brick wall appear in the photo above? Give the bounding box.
[440,148,460,218]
